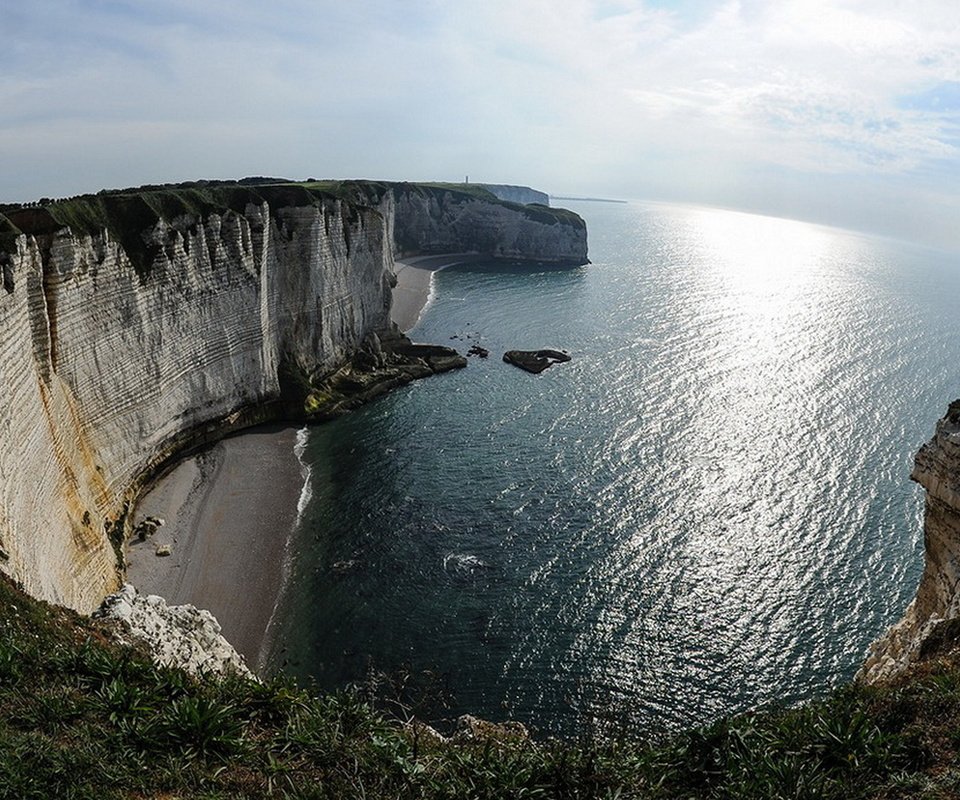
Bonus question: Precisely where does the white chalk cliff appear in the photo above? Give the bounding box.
[94,583,253,678]
[476,184,550,206]
[0,181,587,615]
[391,186,587,263]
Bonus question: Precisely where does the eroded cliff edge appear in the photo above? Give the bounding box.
[0,180,587,614]
[862,400,960,682]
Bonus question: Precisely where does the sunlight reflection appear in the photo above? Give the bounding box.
[691,206,834,283]
[680,208,842,574]
[581,206,867,713]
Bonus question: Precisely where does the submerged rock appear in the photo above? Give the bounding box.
[443,552,491,576]
[94,584,253,679]
[503,349,571,374]
[467,345,489,358]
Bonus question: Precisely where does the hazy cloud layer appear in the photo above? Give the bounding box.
[3,1,959,248]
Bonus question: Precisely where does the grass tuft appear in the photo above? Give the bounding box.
[2,558,960,797]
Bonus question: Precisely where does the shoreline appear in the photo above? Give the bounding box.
[257,426,312,669]
[125,252,473,670]
[126,425,306,672]
[391,253,483,332]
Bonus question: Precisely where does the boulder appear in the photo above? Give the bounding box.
[94,584,253,679]
[503,349,571,374]
[467,345,489,358]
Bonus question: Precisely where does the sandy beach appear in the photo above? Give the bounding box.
[391,253,482,332]
[126,425,305,671]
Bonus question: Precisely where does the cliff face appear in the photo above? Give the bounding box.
[0,193,392,612]
[0,180,587,614]
[862,400,960,682]
[389,186,587,264]
[476,184,550,206]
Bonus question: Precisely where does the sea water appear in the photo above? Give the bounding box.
[268,200,960,736]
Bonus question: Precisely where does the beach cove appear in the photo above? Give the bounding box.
[128,199,960,734]
[199,200,960,734]
[126,253,474,669]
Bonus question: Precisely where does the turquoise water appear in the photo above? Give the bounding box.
[270,201,960,736]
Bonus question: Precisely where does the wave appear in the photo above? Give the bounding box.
[257,426,313,672]
[294,425,313,524]
[443,552,491,575]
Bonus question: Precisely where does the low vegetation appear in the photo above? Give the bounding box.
[0,177,585,279]
[0,183,331,278]
[2,574,960,799]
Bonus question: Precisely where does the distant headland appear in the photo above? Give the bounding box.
[551,195,628,204]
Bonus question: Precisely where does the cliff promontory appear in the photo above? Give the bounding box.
[476,184,550,206]
[322,180,586,264]
[862,400,960,682]
[0,179,587,614]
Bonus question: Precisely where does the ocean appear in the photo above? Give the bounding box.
[267,200,960,736]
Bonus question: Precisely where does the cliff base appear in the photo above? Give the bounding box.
[862,400,960,684]
[301,329,466,419]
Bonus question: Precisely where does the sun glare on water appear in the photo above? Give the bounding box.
[278,201,942,733]
[575,205,888,721]
[680,210,841,590]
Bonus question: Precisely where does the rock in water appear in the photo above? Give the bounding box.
[503,349,572,374]
[467,345,489,358]
[94,584,253,679]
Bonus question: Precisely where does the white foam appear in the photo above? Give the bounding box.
[407,270,438,333]
[294,425,313,523]
[410,258,464,333]
[443,551,490,574]
[257,426,312,671]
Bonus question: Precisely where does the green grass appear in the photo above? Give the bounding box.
[0,181,366,277]
[2,572,960,798]
[0,178,585,274]
[41,184,345,279]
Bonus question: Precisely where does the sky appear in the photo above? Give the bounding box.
[3,0,960,249]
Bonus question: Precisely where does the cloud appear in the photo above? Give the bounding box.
[605,1,960,172]
[2,1,959,247]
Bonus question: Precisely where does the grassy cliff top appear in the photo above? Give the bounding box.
[0,177,583,259]
[1,573,959,799]
[297,179,584,227]
[0,181,369,276]
[0,178,584,281]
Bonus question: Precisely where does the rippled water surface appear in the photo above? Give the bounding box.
[270,201,960,735]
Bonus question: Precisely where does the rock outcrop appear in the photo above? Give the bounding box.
[302,332,467,418]
[503,349,572,374]
[0,180,587,615]
[94,583,252,678]
[862,400,960,682]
